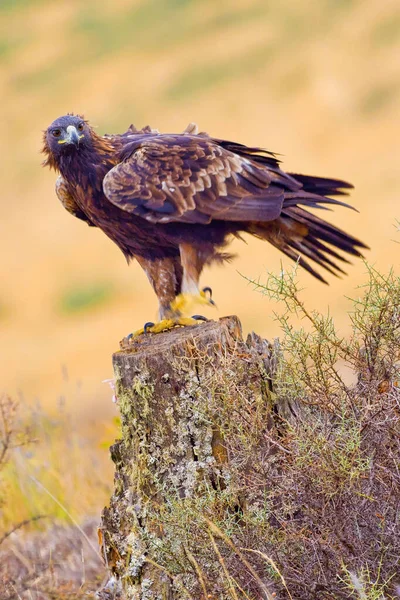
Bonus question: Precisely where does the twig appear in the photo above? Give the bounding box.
[240,547,293,600]
[0,515,47,546]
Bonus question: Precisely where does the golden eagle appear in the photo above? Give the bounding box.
[43,114,367,334]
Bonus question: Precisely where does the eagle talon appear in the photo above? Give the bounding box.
[201,287,216,306]
[191,315,208,322]
[144,321,155,333]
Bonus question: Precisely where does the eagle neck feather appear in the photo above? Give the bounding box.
[45,132,116,190]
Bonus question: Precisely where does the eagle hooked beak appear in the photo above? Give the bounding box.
[58,125,84,146]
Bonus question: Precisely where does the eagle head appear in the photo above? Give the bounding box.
[42,114,90,169]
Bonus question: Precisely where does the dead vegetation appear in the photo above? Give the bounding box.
[102,263,400,599]
[0,518,105,600]
[0,397,109,599]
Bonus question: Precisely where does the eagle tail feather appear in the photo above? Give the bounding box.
[248,202,368,283]
[288,173,354,196]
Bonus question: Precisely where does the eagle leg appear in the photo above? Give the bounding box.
[171,243,216,316]
[132,251,215,338]
[169,289,215,316]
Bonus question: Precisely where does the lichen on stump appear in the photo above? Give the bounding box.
[100,316,283,599]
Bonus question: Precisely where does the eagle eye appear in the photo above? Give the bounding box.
[52,128,62,138]
[77,123,84,131]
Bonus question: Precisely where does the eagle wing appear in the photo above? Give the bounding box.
[102,135,298,225]
[56,176,96,226]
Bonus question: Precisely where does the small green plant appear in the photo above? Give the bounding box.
[57,281,114,314]
[340,565,396,600]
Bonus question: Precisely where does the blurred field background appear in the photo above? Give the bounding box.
[0,0,399,537]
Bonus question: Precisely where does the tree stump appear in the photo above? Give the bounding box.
[100,316,288,600]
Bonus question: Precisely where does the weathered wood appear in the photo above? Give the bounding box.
[100,316,285,599]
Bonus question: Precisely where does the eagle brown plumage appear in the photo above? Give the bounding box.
[43,114,367,332]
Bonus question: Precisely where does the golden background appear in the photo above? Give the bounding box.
[1,0,399,424]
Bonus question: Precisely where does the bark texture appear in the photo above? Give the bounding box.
[100,316,288,599]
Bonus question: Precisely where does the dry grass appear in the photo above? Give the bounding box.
[0,398,117,532]
[0,518,105,599]
[0,395,118,598]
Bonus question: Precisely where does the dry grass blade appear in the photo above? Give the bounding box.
[183,544,209,598]
[206,520,275,600]
[9,581,24,600]
[240,548,293,600]
[208,529,240,600]
[230,581,256,600]
[29,475,102,562]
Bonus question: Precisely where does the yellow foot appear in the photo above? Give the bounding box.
[170,288,216,315]
[130,315,208,338]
